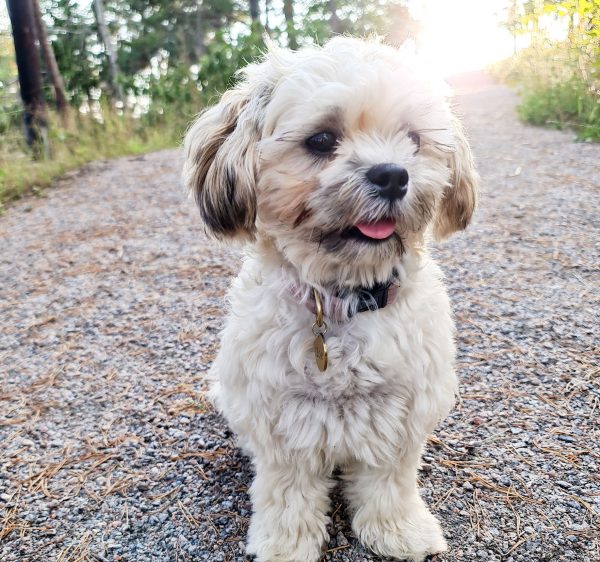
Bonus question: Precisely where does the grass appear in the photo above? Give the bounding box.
[517,78,600,141]
[0,104,197,210]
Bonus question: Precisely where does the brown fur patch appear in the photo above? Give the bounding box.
[433,118,479,239]
[358,111,370,131]
[184,85,268,239]
[293,206,313,228]
[258,178,318,227]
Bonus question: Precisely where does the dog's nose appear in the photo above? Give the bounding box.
[366,163,409,201]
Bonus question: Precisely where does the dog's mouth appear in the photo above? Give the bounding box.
[341,218,397,243]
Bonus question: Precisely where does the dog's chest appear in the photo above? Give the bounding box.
[273,315,430,462]
[220,260,456,463]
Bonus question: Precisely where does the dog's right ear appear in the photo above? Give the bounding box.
[183,81,267,240]
[433,114,479,240]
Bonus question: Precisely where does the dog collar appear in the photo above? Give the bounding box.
[341,281,397,313]
[291,277,399,323]
[305,280,398,372]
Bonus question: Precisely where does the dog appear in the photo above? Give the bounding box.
[183,37,478,562]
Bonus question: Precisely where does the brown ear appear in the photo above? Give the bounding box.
[433,116,479,240]
[183,83,267,240]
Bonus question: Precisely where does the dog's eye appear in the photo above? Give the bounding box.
[408,131,421,152]
[305,132,337,155]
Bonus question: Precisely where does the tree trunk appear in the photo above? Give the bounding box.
[193,3,206,59]
[283,0,297,49]
[92,0,123,104]
[6,0,48,155]
[249,0,260,25]
[329,0,342,35]
[264,0,271,33]
[31,0,70,124]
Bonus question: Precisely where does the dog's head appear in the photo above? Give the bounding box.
[183,38,478,286]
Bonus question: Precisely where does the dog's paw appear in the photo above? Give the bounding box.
[246,513,327,562]
[352,503,447,562]
[206,378,222,408]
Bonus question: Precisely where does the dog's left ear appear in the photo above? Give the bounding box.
[183,77,269,241]
[433,116,479,240]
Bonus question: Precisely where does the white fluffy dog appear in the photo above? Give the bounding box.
[183,37,478,562]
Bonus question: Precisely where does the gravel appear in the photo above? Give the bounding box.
[1,74,599,562]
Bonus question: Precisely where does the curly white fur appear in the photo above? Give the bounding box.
[183,37,478,562]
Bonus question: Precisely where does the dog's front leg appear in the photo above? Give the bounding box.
[344,447,447,562]
[246,457,333,562]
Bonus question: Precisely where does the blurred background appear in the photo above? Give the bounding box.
[1,0,598,209]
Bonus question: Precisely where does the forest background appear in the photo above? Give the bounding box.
[0,0,598,208]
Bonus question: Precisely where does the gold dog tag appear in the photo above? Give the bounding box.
[314,333,328,372]
[312,289,328,372]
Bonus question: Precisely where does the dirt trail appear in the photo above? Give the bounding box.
[1,76,599,561]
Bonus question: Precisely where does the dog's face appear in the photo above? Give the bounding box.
[183,38,478,287]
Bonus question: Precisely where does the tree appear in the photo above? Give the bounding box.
[249,0,260,25]
[3,0,417,126]
[93,0,123,103]
[6,0,48,154]
[503,0,521,54]
[32,0,69,123]
[329,0,342,34]
[193,3,206,59]
[265,0,272,32]
[42,0,101,108]
[283,0,298,49]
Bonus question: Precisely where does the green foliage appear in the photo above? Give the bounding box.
[1,0,418,204]
[114,0,237,75]
[302,0,412,45]
[34,0,416,111]
[0,35,16,85]
[0,31,20,134]
[496,0,600,141]
[518,80,600,139]
[43,0,102,106]
[196,28,266,102]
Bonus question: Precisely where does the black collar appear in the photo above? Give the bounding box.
[293,272,399,323]
[337,279,396,315]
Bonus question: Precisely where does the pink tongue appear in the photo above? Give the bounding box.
[355,219,396,239]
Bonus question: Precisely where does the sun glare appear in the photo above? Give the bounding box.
[409,0,515,76]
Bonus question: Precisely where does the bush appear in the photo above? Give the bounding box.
[517,78,600,140]
[492,0,599,142]
[492,43,600,141]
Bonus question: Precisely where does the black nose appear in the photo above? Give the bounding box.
[366,163,409,201]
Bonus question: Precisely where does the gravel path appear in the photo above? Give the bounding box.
[1,75,599,562]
